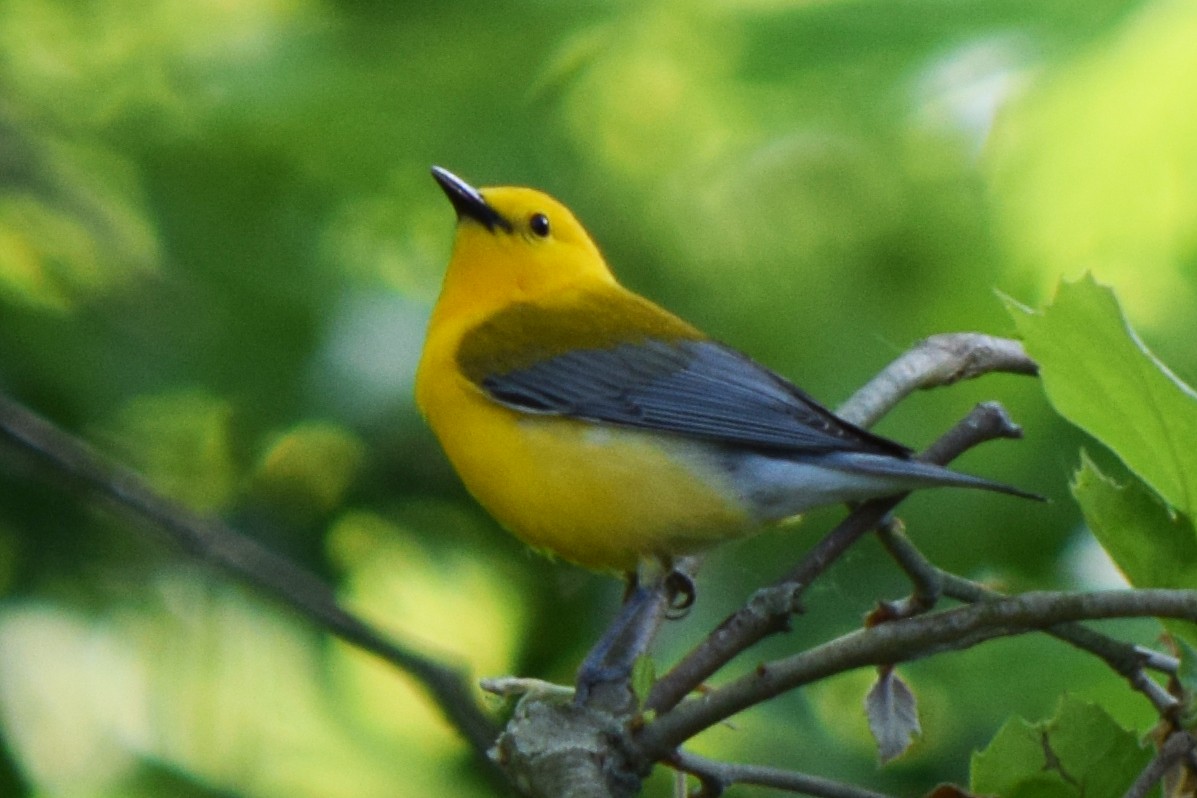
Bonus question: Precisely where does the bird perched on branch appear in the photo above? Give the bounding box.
[415,167,1034,577]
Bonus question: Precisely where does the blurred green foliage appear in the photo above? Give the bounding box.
[0,0,1195,795]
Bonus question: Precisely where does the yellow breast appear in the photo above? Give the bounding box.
[415,314,752,572]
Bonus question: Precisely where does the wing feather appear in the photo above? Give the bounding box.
[477,335,912,458]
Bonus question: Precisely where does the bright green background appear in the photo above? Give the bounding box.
[1,0,1195,795]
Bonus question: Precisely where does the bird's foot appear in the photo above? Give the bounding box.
[575,566,697,707]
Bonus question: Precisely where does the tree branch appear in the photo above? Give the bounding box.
[876,524,1181,714]
[1123,731,1195,798]
[0,392,502,769]
[668,750,898,798]
[634,589,1197,760]
[837,333,1037,429]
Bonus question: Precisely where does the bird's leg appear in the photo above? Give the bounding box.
[574,561,685,709]
[574,578,666,709]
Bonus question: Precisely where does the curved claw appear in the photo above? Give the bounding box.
[665,570,696,619]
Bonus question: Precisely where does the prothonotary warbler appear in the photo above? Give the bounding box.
[416,167,1034,576]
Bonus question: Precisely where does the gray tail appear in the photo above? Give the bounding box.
[825,452,1044,502]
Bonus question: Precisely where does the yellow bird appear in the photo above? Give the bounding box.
[416,167,1031,576]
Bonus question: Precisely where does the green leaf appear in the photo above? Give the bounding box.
[1047,696,1153,798]
[1176,639,1197,728]
[1072,451,1197,645]
[1072,452,1197,589]
[1178,638,1197,691]
[631,654,656,710]
[1007,274,1197,517]
[971,696,1150,798]
[971,715,1072,798]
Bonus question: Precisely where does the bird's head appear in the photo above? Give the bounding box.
[430,167,616,314]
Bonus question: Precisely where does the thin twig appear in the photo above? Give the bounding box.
[1123,731,1194,798]
[1135,645,1180,674]
[646,402,1025,714]
[874,517,941,617]
[634,589,1197,760]
[0,392,502,766]
[669,750,897,798]
[876,525,1179,714]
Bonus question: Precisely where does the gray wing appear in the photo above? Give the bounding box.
[478,338,913,458]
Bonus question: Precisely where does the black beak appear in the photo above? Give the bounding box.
[431,166,512,232]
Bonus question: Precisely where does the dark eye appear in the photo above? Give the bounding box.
[529,213,551,238]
